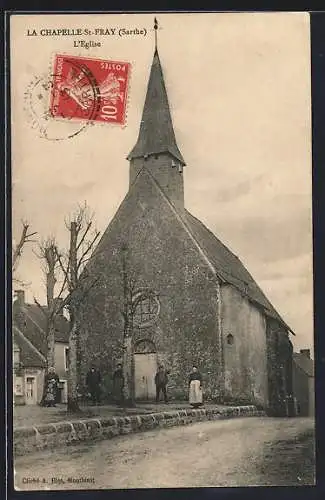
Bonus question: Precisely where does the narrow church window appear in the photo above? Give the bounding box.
[226,334,234,345]
[64,347,70,371]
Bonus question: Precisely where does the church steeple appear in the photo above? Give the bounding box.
[127,25,185,165]
[127,19,186,212]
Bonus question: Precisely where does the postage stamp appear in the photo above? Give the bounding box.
[50,55,131,125]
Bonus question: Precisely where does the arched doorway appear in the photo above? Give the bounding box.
[133,339,157,401]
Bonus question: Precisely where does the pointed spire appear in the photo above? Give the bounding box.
[127,20,185,165]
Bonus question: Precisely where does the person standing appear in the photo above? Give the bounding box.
[155,365,168,403]
[189,366,203,408]
[42,367,60,407]
[86,365,102,405]
[112,363,124,406]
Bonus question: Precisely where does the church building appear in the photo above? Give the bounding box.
[78,42,295,416]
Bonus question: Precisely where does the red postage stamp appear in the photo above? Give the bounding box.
[50,54,131,125]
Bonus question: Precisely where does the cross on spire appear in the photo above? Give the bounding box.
[154,17,159,51]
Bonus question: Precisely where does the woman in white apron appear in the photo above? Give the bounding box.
[188,366,203,408]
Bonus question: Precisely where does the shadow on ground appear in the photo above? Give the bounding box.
[256,429,315,485]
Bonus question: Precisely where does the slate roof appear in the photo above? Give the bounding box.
[184,211,294,333]
[13,302,70,357]
[13,325,46,368]
[293,353,314,377]
[127,49,186,165]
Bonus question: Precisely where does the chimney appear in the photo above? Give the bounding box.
[300,349,310,358]
[15,290,25,306]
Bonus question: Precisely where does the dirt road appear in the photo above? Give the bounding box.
[14,416,315,489]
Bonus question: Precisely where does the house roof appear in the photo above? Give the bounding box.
[184,211,294,333]
[293,353,314,377]
[13,302,70,357]
[127,49,185,165]
[13,325,46,368]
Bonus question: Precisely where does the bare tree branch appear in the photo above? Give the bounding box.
[54,248,71,288]
[75,202,88,230]
[77,230,100,270]
[13,222,37,268]
[68,201,90,233]
[76,221,92,251]
[53,274,69,309]
[33,297,48,318]
[77,255,93,266]
[64,216,70,231]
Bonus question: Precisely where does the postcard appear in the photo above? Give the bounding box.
[10,12,314,489]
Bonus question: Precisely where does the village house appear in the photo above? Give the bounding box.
[76,46,295,416]
[292,349,315,417]
[12,290,70,405]
[13,324,46,405]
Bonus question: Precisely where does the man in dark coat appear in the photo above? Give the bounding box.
[112,363,124,406]
[155,365,168,403]
[86,365,101,405]
[42,367,60,407]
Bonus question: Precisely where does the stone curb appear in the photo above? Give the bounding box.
[14,405,264,456]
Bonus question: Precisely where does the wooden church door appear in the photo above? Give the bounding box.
[134,339,157,401]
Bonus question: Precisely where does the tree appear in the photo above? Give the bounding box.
[13,221,37,285]
[34,238,64,370]
[120,244,158,407]
[33,237,72,406]
[55,203,100,412]
[121,243,136,406]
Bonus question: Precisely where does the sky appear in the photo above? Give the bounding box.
[11,13,313,353]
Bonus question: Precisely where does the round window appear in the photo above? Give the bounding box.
[133,292,160,328]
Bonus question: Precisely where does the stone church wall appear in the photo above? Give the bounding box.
[266,318,294,416]
[78,169,222,401]
[221,284,268,407]
[130,155,184,213]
